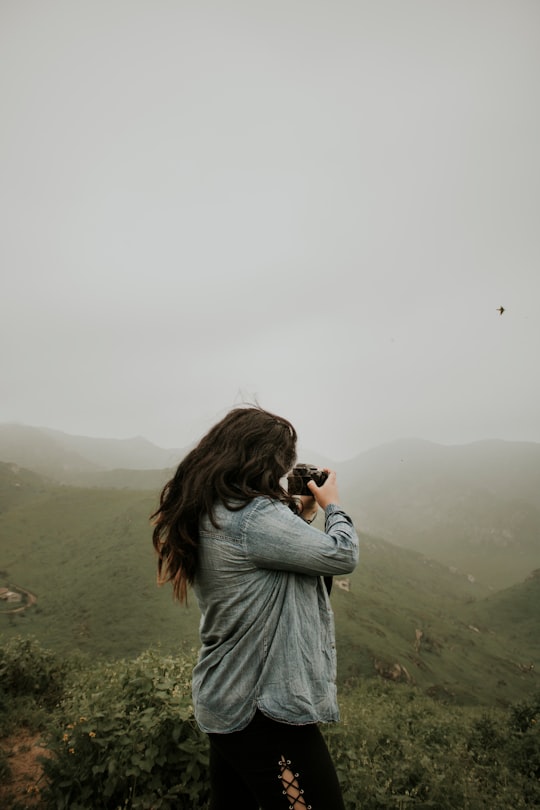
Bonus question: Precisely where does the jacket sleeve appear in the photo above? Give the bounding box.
[242,498,359,576]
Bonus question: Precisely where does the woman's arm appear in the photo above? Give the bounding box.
[243,497,359,577]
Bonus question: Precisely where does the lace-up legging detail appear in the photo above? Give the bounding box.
[278,755,311,809]
[207,710,345,810]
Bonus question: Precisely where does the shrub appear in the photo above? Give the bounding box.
[42,649,210,810]
[0,636,67,705]
[0,636,70,736]
[324,680,534,809]
[2,640,538,809]
[504,692,540,805]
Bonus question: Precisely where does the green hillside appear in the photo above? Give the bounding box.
[460,569,540,649]
[0,461,55,511]
[0,466,200,657]
[0,463,538,705]
[68,466,173,490]
[331,535,540,704]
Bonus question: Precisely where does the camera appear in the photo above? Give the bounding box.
[287,464,328,496]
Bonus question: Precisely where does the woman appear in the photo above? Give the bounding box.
[152,405,359,809]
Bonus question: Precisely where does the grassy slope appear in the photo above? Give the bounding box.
[332,533,540,704]
[0,480,201,658]
[457,570,540,650]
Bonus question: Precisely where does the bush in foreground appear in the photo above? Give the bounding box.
[325,680,540,808]
[41,649,209,810]
[1,638,539,808]
[0,635,69,735]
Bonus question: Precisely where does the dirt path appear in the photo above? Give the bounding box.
[0,731,49,808]
[0,585,37,615]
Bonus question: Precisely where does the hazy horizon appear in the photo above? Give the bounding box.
[2,1,539,462]
[2,417,540,465]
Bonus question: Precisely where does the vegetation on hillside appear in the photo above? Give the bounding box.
[0,637,539,809]
[1,459,539,706]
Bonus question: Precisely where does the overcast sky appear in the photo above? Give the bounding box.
[1,0,539,461]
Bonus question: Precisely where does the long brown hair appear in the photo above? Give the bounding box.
[151,406,298,603]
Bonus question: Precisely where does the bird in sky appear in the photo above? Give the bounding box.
[497,306,505,315]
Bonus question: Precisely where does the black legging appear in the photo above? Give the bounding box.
[208,710,345,810]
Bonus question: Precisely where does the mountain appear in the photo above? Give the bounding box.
[340,438,540,506]
[0,463,538,706]
[0,424,185,482]
[1,426,539,588]
[337,438,540,589]
[0,423,330,489]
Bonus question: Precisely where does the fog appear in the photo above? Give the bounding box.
[1,0,539,460]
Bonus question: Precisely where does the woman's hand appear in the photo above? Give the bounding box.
[307,469,340,509]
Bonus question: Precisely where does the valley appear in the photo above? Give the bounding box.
[0,428,539,706]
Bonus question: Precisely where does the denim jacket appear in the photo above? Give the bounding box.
[191,496,359,733]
